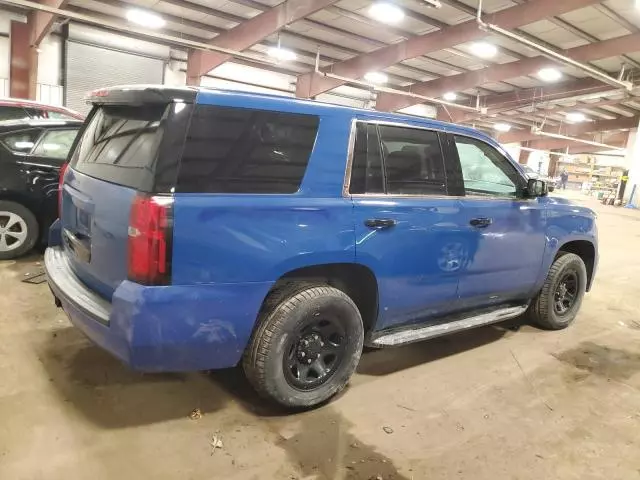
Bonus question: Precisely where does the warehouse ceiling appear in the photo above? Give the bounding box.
[5,0,640,151]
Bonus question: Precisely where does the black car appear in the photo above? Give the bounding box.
[0,119,82,259]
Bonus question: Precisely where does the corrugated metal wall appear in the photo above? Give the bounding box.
[65,41,164,114]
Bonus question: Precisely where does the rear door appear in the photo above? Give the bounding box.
[350,121,465,331]
[446,133,546,309]
[60,98,191,299]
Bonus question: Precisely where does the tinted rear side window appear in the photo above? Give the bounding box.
[379,125,447,196]
[177,105,319,194]
[70,105,167,190]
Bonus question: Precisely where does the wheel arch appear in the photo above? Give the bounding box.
[258,262,379,336]
[557,240,596,291]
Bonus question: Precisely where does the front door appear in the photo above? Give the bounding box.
[446,133,547,310]
[349,121,465,331]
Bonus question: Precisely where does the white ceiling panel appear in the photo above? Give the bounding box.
[518,20,589,50]
[395,58,453,78]
[590,57,625,73]
[481,82,513,92]
[455,0,517,14]
[308,11,403,45]
[507,76,544,89]
[285,22,375,51]
[559,7,629,40]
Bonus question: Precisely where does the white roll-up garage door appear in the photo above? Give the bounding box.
[65,41,164,114]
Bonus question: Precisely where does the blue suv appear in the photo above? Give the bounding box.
[45,86,597,408]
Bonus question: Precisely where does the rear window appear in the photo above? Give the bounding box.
[70,104,167,190]
[177,105,319,194]
[0,129,42,153]
[0,106,29,122]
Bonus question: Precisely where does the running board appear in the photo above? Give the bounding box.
[371,304,529,347]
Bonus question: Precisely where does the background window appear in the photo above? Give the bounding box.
[349,123,384,194]
[0,106,29,122]
[33,129,79,159]
[0,129,42,153]
[379,125,446,195]
[178,105,320,194]
[454,136,519,197]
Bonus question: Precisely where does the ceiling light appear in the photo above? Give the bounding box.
[364,71,389,84]
[368,2,405,24]
[470,42,498,59]
[267,47,297,62]
[443,92,457,101]
[494,123,511,132]
[126,8,166,29]
[566,112,587,123]
[538,67,563,82]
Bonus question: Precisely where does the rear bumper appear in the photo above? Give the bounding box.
[45,247,273,371]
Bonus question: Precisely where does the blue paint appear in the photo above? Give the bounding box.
[46,87,598,372]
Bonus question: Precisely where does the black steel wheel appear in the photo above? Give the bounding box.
[283,316,347,390]
[528,252,587,330]
[553,270,579,315]
[243,284,364,409]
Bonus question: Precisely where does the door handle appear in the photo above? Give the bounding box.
[364,218,397,229]
[470,217,492,228]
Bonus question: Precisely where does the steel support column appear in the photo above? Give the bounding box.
[9,20,36,99]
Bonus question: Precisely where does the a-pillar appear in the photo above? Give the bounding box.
[9,20,38,99]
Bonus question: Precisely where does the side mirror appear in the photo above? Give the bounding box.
[527,178,547,197]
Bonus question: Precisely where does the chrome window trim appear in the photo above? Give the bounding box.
[343,118,450,199]
[342,117,530,201]
[342,118,358,198]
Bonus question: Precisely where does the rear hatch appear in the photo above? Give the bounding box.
[59,86,195,299]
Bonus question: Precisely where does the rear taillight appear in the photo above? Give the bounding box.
[127,194,173,285]
[58,163,68,218]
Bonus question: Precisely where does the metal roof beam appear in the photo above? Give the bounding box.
[296,0,601,98]
[187,0,340,83]
[498,116,639,144]
[376,32,640,111]
[30,0,68,46]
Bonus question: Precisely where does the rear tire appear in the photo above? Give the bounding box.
[0,201,39,260]
[528,253,587,330]
[243,284,364,409]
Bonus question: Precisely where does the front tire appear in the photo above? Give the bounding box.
[243,284,364,409]
[0,201,39,260]
[528,253,587,330]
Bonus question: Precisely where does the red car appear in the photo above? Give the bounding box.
[0,98,83,122]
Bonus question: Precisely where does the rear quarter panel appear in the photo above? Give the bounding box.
[171,103,356,285]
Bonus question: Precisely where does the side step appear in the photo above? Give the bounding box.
[370,304,529,347]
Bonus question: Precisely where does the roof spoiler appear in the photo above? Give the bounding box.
[86,85,198,106]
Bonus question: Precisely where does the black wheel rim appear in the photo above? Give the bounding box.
[283,314,347,391]
[554,270,579,315]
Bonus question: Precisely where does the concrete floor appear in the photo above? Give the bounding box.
[1,192,640,480]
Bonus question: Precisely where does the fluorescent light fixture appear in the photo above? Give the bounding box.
[494,123,512,132]
[443,92,457,101]
[364,71,389,84]
[538,67,563,82]
[267,47,297,62]
[126,8,166,29]
[566,112,587,123]
[368,2,405,24]
[470,42,498,59]
[14,141,34,149]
